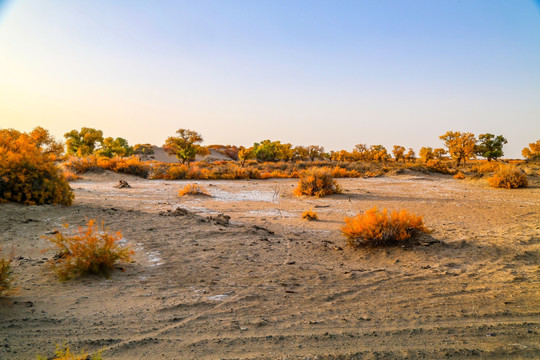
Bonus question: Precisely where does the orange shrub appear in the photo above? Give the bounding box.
[62,170,81,181]
[1,129,74,205]
[425,159,454,175]
[470,161,499,174]
[178,183,210,196]
[487,165,528,189]
[294,168,341,197]
[0,247,15,296]
[301,209,318,221]
[342,207,429,247]
[45,220,134,281]
[97,156,150,178]
[63,155,99,174]
[453,171,466,180]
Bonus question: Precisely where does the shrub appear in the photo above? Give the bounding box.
[453,171,466,180]
[63,155,99,174]
[0,247,15,296]
[97,156,150,178]
[178,183,210,197]
[425,159,454,175]
[45,219,134,281]
[37,343,102,360]
[301,209,318,221]
[0,129,74,205]
[63,170,81,181]
[487,165,528,189]
[293,168,342,197]
[341,207,429,247]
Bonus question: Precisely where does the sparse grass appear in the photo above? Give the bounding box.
[342,207,429,248]
[0,247,15,296]
[36,343,102,360]
[301,209,318,221]
[44,220,134,281]
[487,164,528,189]
[293,168,342,197]
[178,183,211,197]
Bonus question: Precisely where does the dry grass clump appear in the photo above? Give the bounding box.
[293,168,342,197]
[178,183,210,197]
[36,343,102,360]
[0,247,15,296]
[453,171,466,180]
[301,209,319,221]
[45,220,134,281]
[62,169,81,181]
[97,156,151,178]
[487,165,528,189]
[342,207,429,247]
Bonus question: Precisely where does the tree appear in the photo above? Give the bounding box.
[64,127,104,157]
[306,145,325,161]
[433,148,447,160]
[475,133,507,161]
[98,137,133,158]
[522,140,540,161]
[353,144,369,161]
[370,145,388,162]
[133,144,155,156]
[238,146,254,166]
[419,147,434,164]
[252,140,282,162]
[163,129,204,164]
[392,145,406,163]
[439,131,477,166]
[405,148,416,162]
[292,146,309,161]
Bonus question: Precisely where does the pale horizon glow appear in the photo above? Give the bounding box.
[1,0,539,158]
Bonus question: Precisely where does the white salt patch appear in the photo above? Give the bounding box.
[209,188,275,202]
[147,251,163,266]
[207,294,229,301]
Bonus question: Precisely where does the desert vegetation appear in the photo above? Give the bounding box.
[0,247,15,297]
[177,183,210,197]
[301,209,319,221]
[44,220,134,281]
[36,344,102,360]
[487,164,528,189]
[294,168,342,197]
[341,207,429,247]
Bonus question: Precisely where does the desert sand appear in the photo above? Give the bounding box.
[1,170,539,359]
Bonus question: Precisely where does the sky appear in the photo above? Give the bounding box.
[0,0,539,158]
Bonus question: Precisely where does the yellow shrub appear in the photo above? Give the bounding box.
[453,171,466,180]
[487,165,528,189]
[45,220,134,281]
[37,343,102,360]
[0,247,15,296]
[178,183,210,196]
[301,209,318,221]
[63,155,99,174]
[0,129,74,205]
[63,170,81,181]
[294,168,342,197]
[342,207,429,247]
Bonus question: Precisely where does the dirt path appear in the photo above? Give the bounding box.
[1,172,539,359]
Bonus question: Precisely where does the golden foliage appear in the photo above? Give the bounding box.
[45,220,134,281]
[439,131,477,166]
[301,209,319,221]
[96,156,150,178]
[293,168,342,197]
[62,170,81,181]
[487,165,528,189]
[0,247,15,296]
[36,343,102,360]
[453,171,466,180]
[0,128,73,205]
[522,140,540,161]
[342,207,429,247]
[178,183,210,197]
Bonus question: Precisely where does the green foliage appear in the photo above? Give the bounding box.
[163,129,204,164]
[133,143,155,156]
[45,220,134,281]
[475,133,507,161]
[440,131,477,166]
[252,140,283,162]
[0,128,74,205]
[97,137,133,158]
[64,128,104,157]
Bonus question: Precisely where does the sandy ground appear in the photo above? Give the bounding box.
[1,170,539,359]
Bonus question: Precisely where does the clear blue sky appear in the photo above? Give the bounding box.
[1,0,539,158]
